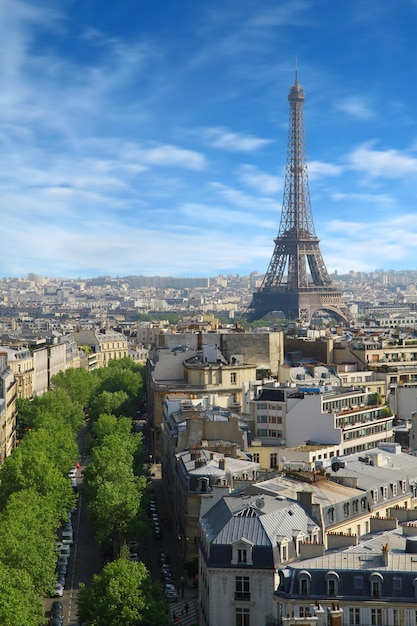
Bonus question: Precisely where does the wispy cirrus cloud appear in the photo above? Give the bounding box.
[336,96,375,121]
[237,164,281,195]
[201,127,273,152]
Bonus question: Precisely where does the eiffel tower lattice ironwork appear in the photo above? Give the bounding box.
[246,73,352,325]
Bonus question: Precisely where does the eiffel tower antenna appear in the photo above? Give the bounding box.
[246,73,352,325]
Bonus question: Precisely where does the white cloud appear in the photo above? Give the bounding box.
[210,182,278,213]
[308,160,343,178]
[237,164,281,195]
[202,127,273,152]
[336,96,375,120]
[346,142,417,178]
[330,191,397,209]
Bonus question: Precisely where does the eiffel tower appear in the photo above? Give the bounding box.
[246,72,352,325]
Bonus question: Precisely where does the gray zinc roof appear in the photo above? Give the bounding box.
[201,492,320,549]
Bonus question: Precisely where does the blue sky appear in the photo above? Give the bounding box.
[1,0,417,279]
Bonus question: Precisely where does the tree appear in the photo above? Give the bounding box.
[88,390,129,422]
[0,562,45,626]
[51,367,99,408]
[0,489,58,595]
[0,434,75,517]
[78,558,170,626]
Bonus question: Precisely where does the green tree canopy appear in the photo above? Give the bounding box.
[51,366,99,407]
[0,562,45,626]
[0,434,75,517]
[88,390,129,422]
[78,558,170,626]
[0,489,58,595]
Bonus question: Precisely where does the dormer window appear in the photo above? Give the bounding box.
[325,571,339,597]
[231,540,253,566]
[237,548,247,564]
[298,571,311,596]
[369,572,383,599]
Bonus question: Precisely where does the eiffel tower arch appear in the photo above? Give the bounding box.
[246,73,353,325]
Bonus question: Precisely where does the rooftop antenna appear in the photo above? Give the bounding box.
[295,57,299,83]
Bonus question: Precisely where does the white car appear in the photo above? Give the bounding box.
[68,467,77,479]
[53,583,64,597]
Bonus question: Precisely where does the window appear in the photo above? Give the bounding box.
[235,607,250,626]
[298,572,311,596]
[392,483,397,497]
[382,486,388,500]
[232,543,252,566]
[252,453,259,463]
[349,608,360,625]
[235,576,250,601]
[354,576,363,590]
[299,607,311,618]
[257,415,267,423]
[393,577,402,591]
[373,490,378,504]
[371,609,382,625]
[281,543,288,562]
[231,372,237,384]
[370,574,383,599]
[237,549,247,564]
[344,502,350,516]
[270,453,277,469]
[328,507,335,522]
[393,609,404,626]
[353,499,359,513]
[327,578,337,596]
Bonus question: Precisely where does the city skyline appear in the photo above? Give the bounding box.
[0,1,416,279]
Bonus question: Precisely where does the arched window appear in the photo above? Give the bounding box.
[298,571,311,596]
[325,571,339,597]
[369,572,383,599]
[328,507,335,522]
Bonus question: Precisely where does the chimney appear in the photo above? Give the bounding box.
[382,543,390,566]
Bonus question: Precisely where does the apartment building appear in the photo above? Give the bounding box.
[73,329,128,367]
[198,491,322,626]
[0,354,17,461]
[249,384,394,465]
[275,523,417,626]
[147,343,258,458]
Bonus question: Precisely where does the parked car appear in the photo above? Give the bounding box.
[57,554,69,567]
[56,542,70,557]
[58,573,66,584]
[51,601,63,617]
[52,583,64,597]
[68,467,77,479]
[159,551,169,566]
[55,562,67,577]
[62,529,73,545]
[164,584,178,602]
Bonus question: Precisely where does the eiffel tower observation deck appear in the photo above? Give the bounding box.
[246,73,352,325]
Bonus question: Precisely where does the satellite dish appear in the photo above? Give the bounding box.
[255,498,265,509]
